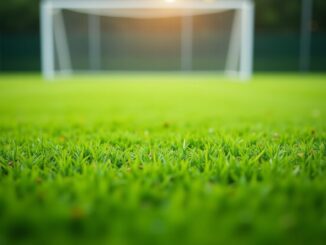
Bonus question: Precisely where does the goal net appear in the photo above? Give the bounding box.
[41,0,254,80]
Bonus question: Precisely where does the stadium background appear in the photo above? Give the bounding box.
[0,0,325,72]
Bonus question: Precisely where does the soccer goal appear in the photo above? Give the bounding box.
[40,0,254,80]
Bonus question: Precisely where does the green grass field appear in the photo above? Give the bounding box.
[0,73,325,245]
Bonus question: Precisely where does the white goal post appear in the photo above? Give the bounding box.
[41,0,255,80]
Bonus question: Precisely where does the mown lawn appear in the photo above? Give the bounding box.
[0,73,325,245]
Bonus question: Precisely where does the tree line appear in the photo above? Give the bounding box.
[0,0,325,33]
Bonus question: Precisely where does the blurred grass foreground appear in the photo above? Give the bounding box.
[0,73,325,244]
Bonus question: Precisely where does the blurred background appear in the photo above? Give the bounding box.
[0,0,325,72]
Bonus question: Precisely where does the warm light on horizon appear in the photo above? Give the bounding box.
[165,0,176,3]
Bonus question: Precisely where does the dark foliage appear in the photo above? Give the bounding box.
[0,0,325,33]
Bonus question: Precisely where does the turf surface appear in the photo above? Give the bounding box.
[0,73,325,245]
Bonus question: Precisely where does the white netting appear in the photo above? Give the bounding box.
[53,9,236,72]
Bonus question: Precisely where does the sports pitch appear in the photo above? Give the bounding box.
[0,73,325,244]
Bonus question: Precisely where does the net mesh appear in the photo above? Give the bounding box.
[54,9,236,72]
